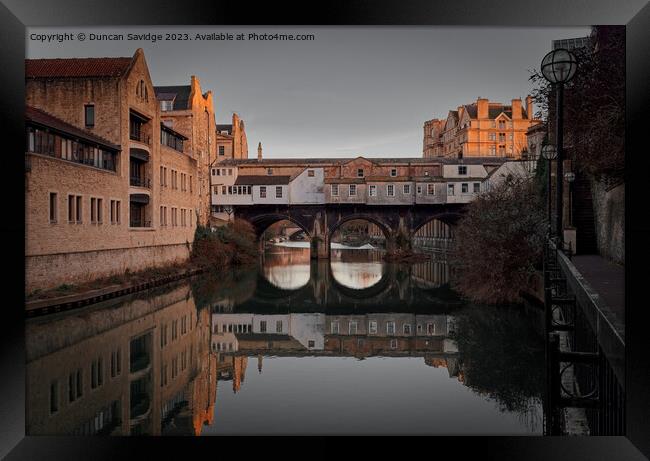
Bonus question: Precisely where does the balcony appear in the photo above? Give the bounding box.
[130,130,151,145]
[130,353,151,374]
[129,393,151,423]
[130,176,151,189]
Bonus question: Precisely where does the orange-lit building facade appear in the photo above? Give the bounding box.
[423,96,542,159]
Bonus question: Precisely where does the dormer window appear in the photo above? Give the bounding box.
[161,100,173,111]
[267,168,273,175]
[390,169,397,177]
[458,165,467,175]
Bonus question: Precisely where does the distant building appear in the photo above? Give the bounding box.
[423,96,542,159]
[215,113,249,162]
[552,36,591,51]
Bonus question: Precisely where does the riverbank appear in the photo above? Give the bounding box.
[25,262,207,317]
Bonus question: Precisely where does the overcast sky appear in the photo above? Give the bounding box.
[27,26,590,158]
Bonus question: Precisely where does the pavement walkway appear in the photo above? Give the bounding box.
[571,254,624,324]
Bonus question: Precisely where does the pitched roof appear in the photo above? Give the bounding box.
[216,124,233,135]
[25,57,133,78]
[234,175,291,185]
[25,106,120,150]
[154,85,191,110]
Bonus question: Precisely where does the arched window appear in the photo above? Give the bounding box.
[144,86,148,102]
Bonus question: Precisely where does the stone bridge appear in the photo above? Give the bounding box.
[233,203,466,258]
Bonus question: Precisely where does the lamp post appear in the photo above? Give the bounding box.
[541,48,578,248]
[564,171,576,227]
[541,144,557,237]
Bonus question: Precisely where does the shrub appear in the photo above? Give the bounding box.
[450,176,546,304]
[191,219,258,269]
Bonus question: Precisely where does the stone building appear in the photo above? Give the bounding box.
[25,49,212,292]
[215,113,249,162]
[423,96,542,159]
[155,77,218,226]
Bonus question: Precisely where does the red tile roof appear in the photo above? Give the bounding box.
[25,57,133,78]
[25,106,120,150]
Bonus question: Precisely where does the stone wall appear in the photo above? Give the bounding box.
[26,243,191,293]
[591,180,625,265]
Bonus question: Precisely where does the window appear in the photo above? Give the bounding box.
[172,320,178,340]
[267,168,273,175]
[276,320,283,333]
[331,184,339,197]
[308,340,315,348]
[488,132,496,141]
[498,120,506,129]
[390,339,398,349]
[369,185,377,197]
[260,321,267,333]
[349,184,357,196]
[404,324,412,335]
[308,169,315,177]
[403,184,411,194]
[50,380,59,414]
[386,321,395,335]
[473,182,481,193]
[189,176,192,193]
[349,321,358,335]
[49,192,57,223]
[97,198,103,223]
[91,357,103,389]
[390,169,397,177]
[228,169,233,176]
[357,168,364,178]
[387,184,394,197]
[499,133,506,143]
[219,146,225,156]
[84,104,95,128]
[110,348,121,378]
[276,186,283,198]
[368,321,377,334]
[260,186,267,198]
[427,184,435,195]
[458,165,467,175]
[462,183,469,194]
[447,184,455,196]
[161,100,173,111]
[489,145,496,156]
[417,324,423,334]
[331,321,339,334]
[76,196,82,223]
[427,323,434,335]
[91,198,97,223]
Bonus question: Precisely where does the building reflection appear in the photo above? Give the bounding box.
[210,311,463,386]
[26,282,216,436]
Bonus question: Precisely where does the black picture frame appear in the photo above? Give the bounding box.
[1,0,648,458]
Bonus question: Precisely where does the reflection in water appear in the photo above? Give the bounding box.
[330,248,385,289]
[25,245,544,435]
[262,245,311,290]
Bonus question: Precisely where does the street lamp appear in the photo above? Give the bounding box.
[541,48,578,248]
[541,144,557,237]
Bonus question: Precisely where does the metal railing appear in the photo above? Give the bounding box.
[542,238,624,435]
[130,176,151,189]
[130,130,151,145]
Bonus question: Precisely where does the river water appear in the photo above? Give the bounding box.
[25,245,545,435]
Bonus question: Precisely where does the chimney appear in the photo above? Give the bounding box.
[257,142,263,161]
[525,95,533,119]
[511,99,522,119]
[477,97,489,119]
